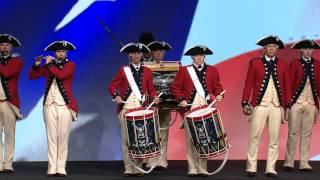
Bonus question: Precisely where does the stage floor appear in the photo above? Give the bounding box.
[2,160,320,179]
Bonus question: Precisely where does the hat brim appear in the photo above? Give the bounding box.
[147,41,172,51]
[0,34,21,47]
[120,43,150,53]
[184,46,213,56]
[44,41,76,51]
[256,36,284,49]
[291,40,320,49]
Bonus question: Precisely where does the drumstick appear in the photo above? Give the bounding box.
[145,92,163,112]
[207,90,226,109]
[178,90,226,108]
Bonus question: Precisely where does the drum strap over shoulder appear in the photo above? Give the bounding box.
[187,66,206,99]
[124,66,144,101]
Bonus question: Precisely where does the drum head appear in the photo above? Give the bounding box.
[187,107,216,118]
[126,109,154,116]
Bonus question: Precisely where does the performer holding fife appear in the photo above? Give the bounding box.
[108,42,159,177]
[29,40,78,177]
[171,45,224,177]
[284,39,320,172]
[241,35,289,178]
[0,34,23,173]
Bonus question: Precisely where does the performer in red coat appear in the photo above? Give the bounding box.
[0,34,23,173]
[29,40,77,177]
[171,45,224,177]
[241,36,289,178]
[284,39,320,172]
[108,42,159,177]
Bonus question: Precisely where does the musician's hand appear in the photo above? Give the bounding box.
[285,108,289,122]
[179,122,184,129]
[44,56,53,64]
[216,95,223,101]
[279,108,288,124]
[243,105,253,115]
[114,96,123,104]
[153,96,160,104]
[179,100,188,108]
[34,56,42,66]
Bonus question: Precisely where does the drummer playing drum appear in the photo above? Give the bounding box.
[108,42,159,177]
[171,45,224,177]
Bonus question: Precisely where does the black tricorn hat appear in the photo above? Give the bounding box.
[291,39,320,49]
[120,43,150,53]
[139,32,154,45]
[147,41,172,51]
[184,45,213,56]
[256,35,284,49]
[44,40,76,51]
[0,34,21,47]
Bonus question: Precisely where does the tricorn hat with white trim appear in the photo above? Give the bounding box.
[147,41,172,51]
[120,43,150,53]
[184,45,213,56]
[256,35,284,49]
[0,34,21,47]
[291,39,320,49]
[44,40,76,51]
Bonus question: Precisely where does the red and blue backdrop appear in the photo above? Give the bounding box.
[1,0,320,161]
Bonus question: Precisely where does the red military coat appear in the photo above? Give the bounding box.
[171,64,224,104]
[241,57,290,109]
[28,60,78,113]
[108,65,157,113]
[0,56,23,109]
[288,58,320,109]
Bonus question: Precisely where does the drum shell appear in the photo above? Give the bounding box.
[124,107,162,159]
[185,106,229,158]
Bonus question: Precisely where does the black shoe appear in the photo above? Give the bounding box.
[142,163,147,169]
[247,171,256,177]
[135,173,144,177]
[46,174,56,177]
[154,166,168,171]
[299,168,313,172]
[142,163,147,166]
[284,166,294,172]
[56,173,67,177]
[198,173,209,177]
[265,172,277,178]
[3,169,14,174]
[123,173,134,177]
[187,173,198,177]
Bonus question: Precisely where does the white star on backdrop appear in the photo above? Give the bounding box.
[55,0,116,31]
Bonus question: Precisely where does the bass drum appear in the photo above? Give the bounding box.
[144,61,181,110]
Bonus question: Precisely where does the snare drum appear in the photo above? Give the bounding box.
[185,105,229,158]
[124,107,161,159]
